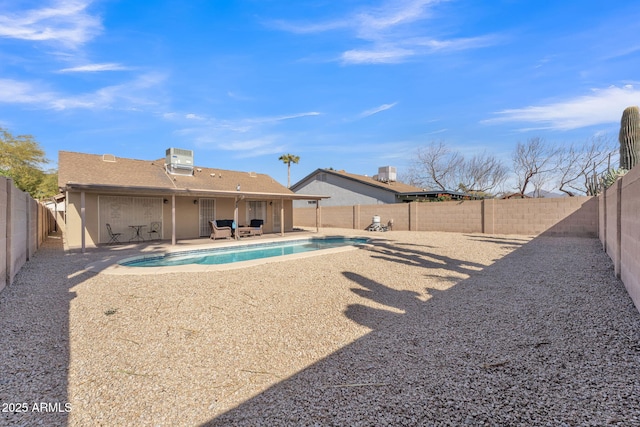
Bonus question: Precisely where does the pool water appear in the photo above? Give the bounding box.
[120,237,369,267]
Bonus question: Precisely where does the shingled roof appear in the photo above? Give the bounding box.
[292,168,424,194]
[58,151,321,199]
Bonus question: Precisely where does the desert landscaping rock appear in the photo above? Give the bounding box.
[1,229,639,426]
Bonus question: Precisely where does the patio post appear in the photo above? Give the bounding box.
[234,197,239,240]
[280,201,284,236]
[171,195,176,245]
[81,191,86,253]
[315,199,320,233]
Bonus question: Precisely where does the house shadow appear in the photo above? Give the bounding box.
[203,231,640,425]
[0,231,95,427]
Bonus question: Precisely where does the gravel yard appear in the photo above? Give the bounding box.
[1,229,639,426]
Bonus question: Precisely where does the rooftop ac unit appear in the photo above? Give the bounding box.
[377,166,397,182]
[165,148,194,175]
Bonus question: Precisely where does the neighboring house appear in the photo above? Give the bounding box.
[291,167,461,207]
[58,149,326,250]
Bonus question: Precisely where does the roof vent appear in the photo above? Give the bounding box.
[102,154,116,162]
[165,147,194,176]
[248,171,257,177]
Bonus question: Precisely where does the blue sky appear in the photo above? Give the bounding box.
[1,0,639,188]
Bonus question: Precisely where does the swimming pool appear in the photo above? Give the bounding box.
[119,237,369,267]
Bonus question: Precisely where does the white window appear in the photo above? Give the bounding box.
[246,201,266,223]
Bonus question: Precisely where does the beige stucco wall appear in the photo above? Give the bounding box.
[64,192,295,249]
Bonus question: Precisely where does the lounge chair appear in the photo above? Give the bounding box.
[106,223,122,245]
[210,220,232,240]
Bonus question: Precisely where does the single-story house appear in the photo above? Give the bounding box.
[290,167,463,207]
[58,149,327,251]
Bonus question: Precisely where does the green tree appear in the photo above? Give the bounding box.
[278,153,300,188]
[0,127,57,198]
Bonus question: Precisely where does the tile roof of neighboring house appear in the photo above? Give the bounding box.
[291,168,425,194]
[58,151,321,198]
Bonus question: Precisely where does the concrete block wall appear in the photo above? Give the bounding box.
[600,166,640,312]
[416,200,483,233]
[295,196,597,237]
[0,177,7,293]
[493,197,598,237]
[8,181,28,287]
[0,176,56,294]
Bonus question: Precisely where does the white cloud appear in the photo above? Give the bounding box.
[485,85,640,130]
[58,63,130,72]
[0,79,55,104]
[174,111,321,158]
[342,47,414,64]
[273,0,495,65]
[244,111,322,124]
[359,102,398,118]
[264,111,321,122]
[268,19,349,34]
[185,113,205,120]
[354,0,439,37]
[0,0,102,48]
[0,73,166,110]
[411,35,499,52]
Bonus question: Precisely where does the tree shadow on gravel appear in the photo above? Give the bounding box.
[463,234,532,247]
[0,232,96,427]
[366,240,489,275]
[205,235,640,426]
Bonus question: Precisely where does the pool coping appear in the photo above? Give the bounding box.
[85,234,375,275]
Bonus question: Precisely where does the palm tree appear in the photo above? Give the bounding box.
[279,153,300,188]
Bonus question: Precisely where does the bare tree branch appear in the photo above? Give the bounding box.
[512,137,560,196]
[412,141,463,191]
[556,135,617,196]
[457,152,508,194]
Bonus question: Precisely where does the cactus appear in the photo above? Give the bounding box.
[602,168,627,188]
[587,168,627,195]
[619,106,640,170]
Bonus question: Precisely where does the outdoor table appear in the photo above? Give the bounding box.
[128,225,147,242]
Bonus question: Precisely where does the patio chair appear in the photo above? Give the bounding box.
[148,221,161,240]
[106,223,122,245]
[210,220,232,240]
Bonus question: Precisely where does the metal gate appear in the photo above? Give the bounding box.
[199,199,216,236]
[272,200,281,232]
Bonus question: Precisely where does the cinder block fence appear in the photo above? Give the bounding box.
[599,165,640,312]
[1,176,56,293]
[294,196,598,237]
